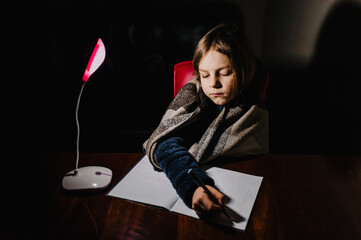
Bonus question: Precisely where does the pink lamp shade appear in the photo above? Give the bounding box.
[82,38,106,82]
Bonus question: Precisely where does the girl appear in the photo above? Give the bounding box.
[144,23,269,216]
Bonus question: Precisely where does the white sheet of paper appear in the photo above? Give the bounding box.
[108,155,179,210]
[108,155,263,231]
[170,167,263,230]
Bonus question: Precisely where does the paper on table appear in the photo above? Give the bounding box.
[108,155,263,231]
[170,167,263,230]
[108,155,179,210]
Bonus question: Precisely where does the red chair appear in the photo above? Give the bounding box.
[173,61,196,97]
[173,60,269,104]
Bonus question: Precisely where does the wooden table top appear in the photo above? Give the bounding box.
[4,152,361,239]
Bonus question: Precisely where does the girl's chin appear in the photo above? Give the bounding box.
[210,98,229,106]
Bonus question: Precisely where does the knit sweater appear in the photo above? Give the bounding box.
[144,79,269,170]
[155,137,214,208]
[155,103,223,208]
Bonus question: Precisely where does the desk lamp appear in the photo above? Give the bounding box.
[62,38,112,191]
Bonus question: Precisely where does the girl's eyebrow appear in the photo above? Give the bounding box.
[199,66,231,72]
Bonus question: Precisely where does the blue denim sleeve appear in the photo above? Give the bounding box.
[155,137,215,208]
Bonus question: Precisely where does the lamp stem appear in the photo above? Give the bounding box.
[75,82,86,170]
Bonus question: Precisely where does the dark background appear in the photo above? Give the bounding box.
[1,0,361,237]
[3,0,361,156]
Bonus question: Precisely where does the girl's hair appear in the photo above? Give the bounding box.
[193,23,255,95]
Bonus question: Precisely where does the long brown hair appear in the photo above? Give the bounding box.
[193,23,255,95]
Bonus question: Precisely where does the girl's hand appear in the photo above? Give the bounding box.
[192,185,225,215]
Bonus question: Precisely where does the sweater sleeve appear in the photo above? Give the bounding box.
[155,136,215,208]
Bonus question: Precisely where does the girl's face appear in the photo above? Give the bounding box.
[199,50,236,106]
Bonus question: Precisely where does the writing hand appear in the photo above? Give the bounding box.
[192,185,225,216]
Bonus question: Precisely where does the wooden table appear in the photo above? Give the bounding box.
[4,153,361,239]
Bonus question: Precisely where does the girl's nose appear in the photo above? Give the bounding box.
[209,75,222,88]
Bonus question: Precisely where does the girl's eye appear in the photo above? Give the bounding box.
[220,70,232,76]
[201,74,210,78]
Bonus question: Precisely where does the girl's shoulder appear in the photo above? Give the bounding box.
[169,78,201,111]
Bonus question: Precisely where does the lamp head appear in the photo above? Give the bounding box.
[82,38,106,82]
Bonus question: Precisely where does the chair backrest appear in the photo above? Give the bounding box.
[173,60,269,104]
[173,61,196,97]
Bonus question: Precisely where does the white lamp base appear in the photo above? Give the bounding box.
[62,166,112,191]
